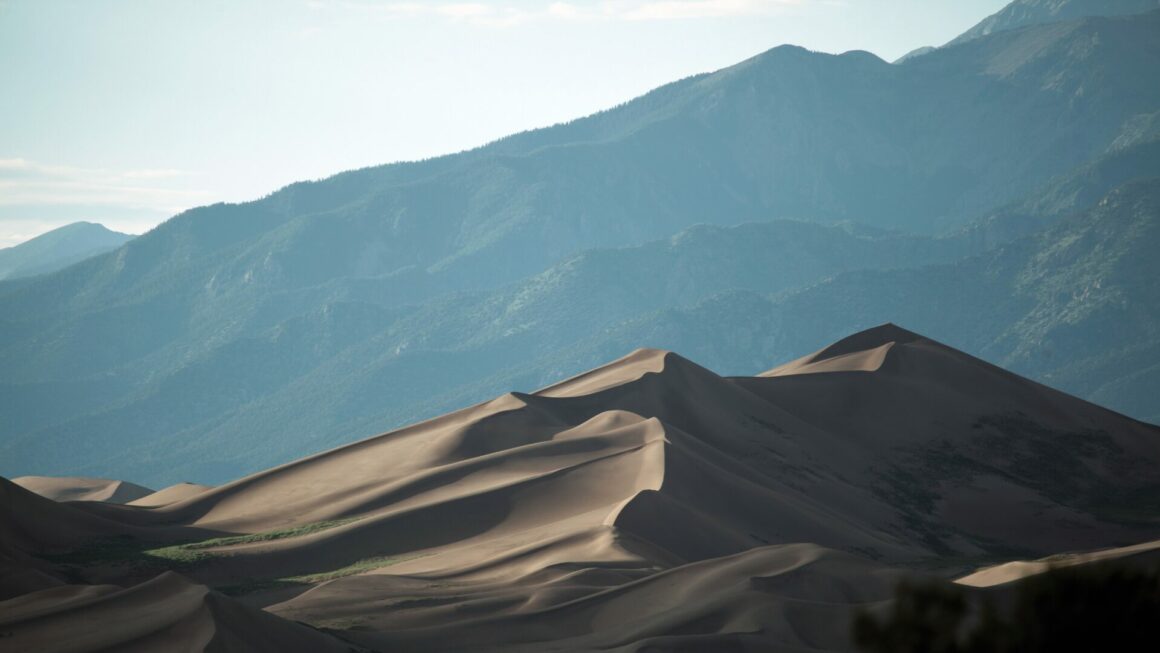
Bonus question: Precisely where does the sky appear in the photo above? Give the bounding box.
[0,0,1009,247]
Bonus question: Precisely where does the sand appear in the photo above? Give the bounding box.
[0,572,364,652]
[13,476,154,504]
[2,324,1158,651]
[956,538,1160,587]
[128,482,214,507]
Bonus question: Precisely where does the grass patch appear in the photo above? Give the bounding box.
[313,617,372,631]
[41,517,363,570]
[217,554,419,596]
[180,518,361,550]
[140,544,218,568]
[42,518,417,598]
[289,555,406,583]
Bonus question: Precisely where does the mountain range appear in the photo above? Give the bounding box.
[1,1,1158,488]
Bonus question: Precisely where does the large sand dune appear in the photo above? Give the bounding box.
[2,324,1158,651]
[12,476,154,504]
[128,482,214,508]
[0,572,363,652]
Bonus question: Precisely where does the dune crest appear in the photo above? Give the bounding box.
[3,324,1159,651]
[128,482,214,508]
[13,476,154,505]
[956,539,1160,587]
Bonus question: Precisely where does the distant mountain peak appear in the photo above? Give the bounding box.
[761,43,810,56]
[949,0,1160,46]
[0,221,133,281]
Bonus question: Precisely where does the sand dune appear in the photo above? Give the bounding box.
[956,538,1160,587]
[0,572,363,652]
[13,476,154,504]
[0,477,148,553]
[128,482,214,507]
[274,543,916,652]
[3,324,1158,650]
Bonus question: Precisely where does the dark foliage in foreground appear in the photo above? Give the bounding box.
[853,565,1160,652]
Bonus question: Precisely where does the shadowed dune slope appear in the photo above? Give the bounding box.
[125,325,1158,562]
[0,478,147,553]
[274,543,916,653]
[0,572,364,653]
[3,325,1159,651]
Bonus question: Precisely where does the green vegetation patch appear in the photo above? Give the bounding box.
[41,517,362,570]
[288,555,406,583]
[43,519,421,598]
[179,517,361,550]
[216,554,416,596]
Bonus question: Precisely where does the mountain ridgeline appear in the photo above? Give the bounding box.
[0,222,133,281]
[557,179,1160,424]
[1,3,1159,485]
[949,0,1160,45]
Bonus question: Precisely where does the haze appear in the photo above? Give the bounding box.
[0,0,1006,246]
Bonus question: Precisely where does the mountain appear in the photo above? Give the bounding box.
[949,0,1160,45]
[0,222,133,281]
[1,7,1158,486]
[892,45,935,64]
[3,326,1158,651]
[577,178,1160,424]
[0,219,984,484]
[7,174,1156,488]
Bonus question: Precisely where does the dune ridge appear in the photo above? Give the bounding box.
[2,324,1158,651]
[13,476,154,505]
[128,482,214,508]
[0,572,363,652]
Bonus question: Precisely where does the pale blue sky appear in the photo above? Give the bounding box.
[0,0,1007,246]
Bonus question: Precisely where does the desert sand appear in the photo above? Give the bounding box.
[2,324,1158,651]
[13,476,154,504]
[956,538,1160,587]
[127,482,214,508]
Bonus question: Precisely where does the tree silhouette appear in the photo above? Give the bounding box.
[854,565,1160,653]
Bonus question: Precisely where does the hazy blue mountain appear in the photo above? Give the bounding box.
[945,110,1160,249]
[0,220,983,484]
[949,0,1160,45]
[0,9,1152,327]
[0,222,132,281]
[892,46,935,64]
[4,175,1158,485]
[568,179,1160,425]
[1,6,1158,485]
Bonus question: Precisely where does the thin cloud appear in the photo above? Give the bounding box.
[0,158,210,214]
[622,0,801,21]
[314,0,803,27]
